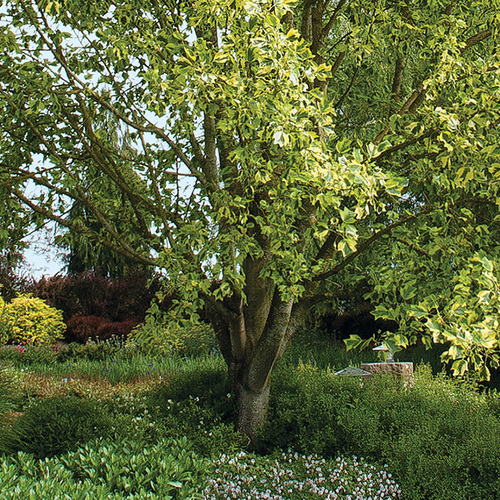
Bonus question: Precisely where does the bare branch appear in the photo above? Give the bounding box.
[13,189,156,267]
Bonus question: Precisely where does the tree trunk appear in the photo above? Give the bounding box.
[235,380,271,444]
[210,288,311,443]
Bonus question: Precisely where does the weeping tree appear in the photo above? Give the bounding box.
[0,0,499,440]
[55,113,155,277]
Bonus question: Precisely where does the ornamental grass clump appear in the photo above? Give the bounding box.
[203,450,402,499]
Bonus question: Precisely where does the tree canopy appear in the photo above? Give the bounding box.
[0,0,499,436]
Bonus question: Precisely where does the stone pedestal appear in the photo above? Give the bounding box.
[361,362,414,382]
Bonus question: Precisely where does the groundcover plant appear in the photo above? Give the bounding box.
[203,451,402,499]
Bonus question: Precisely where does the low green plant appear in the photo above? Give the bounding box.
[0,343,58,366]
[58,339,124,362]
[2,294,66,345]
[203,450,402,499]
[148,360,248,456]
[0,365,14,416]
[151,398,246,457]
[0,366,20,454]
[283,327,379,370]
[128,311,217,357]
[3,395,115,458]
[0,436,207,499]
[147,368,245,456]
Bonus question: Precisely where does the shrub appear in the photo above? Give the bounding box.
[0,366,21,456]
[149,366,234,422]
[28,271,158,320]
[57,339,124,362]
[96,318,140,341]
[129,319,217,357]
[259,363,500,499]
[66,314,108,343]
[147,367,245,456]
[27,270,171,343]
[65,314,139,343]
[0,436,207,499]
[3,395,115,458]
[3,294,66,345]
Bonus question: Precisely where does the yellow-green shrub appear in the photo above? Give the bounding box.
[0,296,8,345]
[4,294,66,345]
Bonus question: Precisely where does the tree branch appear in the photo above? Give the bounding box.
[27,6,204,184]
[373,24,493,144]
[13,189,156,267]
[323,0,347,37]
[314,207,433,281]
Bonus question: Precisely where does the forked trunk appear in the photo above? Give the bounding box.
[211,292,310,443]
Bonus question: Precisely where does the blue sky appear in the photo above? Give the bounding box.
[19,228,65,280]
[21,245,64,279]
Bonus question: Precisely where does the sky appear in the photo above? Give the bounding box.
[18,229,65,280]
[21,246,65,279]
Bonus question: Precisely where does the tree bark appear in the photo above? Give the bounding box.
[235,376,271,443]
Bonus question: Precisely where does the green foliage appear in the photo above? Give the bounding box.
[59,338,129,363]
[0,343,58,366]
[0,295,8,344]
[3,395,115,458]
[2,294,66,345]
[4,340,500,498]
[0,436,207,499]
[0,0,500,435]
[129,309,217,357]
[147,368,246,456]
[204,450,402,499]
[369,252,500,379]
[0,366,18,452]
[57,158,153,278]
[259,364,500,499]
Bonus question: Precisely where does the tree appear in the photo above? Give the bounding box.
[55,112,155,277]
[0,0,499,440]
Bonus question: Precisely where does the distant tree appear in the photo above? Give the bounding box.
[55,113,153,277]
[0,0,499,440]
[0,179,29,297]
[0,250,28,301]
